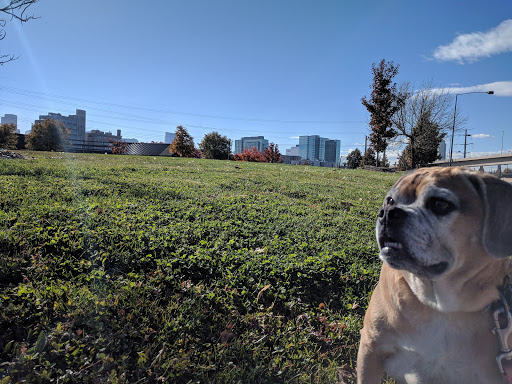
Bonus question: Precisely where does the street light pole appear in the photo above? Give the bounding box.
[449,91,494,166]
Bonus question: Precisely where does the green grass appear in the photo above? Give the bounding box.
[0,152,399,383]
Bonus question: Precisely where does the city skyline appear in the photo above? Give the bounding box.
[0,1,510,163]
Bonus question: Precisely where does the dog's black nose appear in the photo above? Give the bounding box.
[378,205,407,224]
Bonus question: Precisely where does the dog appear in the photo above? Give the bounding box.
[357,167,512,383]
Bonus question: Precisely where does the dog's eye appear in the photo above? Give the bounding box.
[427,197,455,216]
[386,196,395,206]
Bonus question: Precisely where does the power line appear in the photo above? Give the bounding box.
[0,85,365,125]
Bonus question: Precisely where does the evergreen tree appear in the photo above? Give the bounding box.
[199,131,231,160]
[380,154,390,168]
[0,123,18,149]
[346,148,362,169]
[363,147,377,166]
[400,112,446,169]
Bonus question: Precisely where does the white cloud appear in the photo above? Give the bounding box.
[431,81,512,97]
[472,133,492,139]
[289,136,300,139]
[433,19,512,63]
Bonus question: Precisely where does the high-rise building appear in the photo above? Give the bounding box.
[298,135,341,167]
[299,135,320,161]
[36,109,86,152]
[1,114,19,133]
[438,140,447,160]
[1,114,17,126]
[324,139,341,165]
[234,136,269,154]
[164,132,175,144]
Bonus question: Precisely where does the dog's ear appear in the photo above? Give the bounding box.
[469,174,512,258]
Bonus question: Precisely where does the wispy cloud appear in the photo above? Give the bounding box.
[473,133,492,139]
[431,81,512,97]
[433,19,512,63]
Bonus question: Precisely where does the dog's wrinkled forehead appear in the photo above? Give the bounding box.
[390,167,468,205]
[391,169,436,203]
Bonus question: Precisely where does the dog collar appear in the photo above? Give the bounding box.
[492,276,512,383]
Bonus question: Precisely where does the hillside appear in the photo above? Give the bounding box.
[0,152,399,383]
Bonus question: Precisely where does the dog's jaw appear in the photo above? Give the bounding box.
[377,221,451,280]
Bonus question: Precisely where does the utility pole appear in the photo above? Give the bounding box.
[463,129,471,158]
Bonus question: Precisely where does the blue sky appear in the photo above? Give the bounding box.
[0,0,511,162]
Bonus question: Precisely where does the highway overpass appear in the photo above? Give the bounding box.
[435,154,512,168]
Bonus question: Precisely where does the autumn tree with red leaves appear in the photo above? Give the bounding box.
[109,139,128,155]
[233,147,267,162]
[169,126,196,158]
[263,142,282,163]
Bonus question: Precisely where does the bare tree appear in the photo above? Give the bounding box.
[392,81,464,168]
[1,0,39,65]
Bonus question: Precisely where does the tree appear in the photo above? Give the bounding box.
[199,131,231,160]
[263,142,282,163]
[109,139,128,155]
[346,148,362,169]
[26,119,71,151]
[397,150,410,171]
[399,112,446,169]
[0,123,18,149]
[380,154,390,168]
[1,0,39,65]
[233,147,267,162]
[362,147,377,166]
[392,81,459,169]
[169,126,195,158]
[361,59,404,166]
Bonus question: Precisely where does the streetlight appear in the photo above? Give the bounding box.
[449,91,494,166]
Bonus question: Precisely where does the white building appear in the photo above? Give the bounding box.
[286,145,299,156]
[36,109,86,152]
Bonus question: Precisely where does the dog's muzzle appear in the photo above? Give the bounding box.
[377,200,449,278]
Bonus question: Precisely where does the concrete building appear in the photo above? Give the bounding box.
[85,129,122,153]
[234,136,269,154]
[298,135,341,167]
[286,145,299,157]
[36,109,86,152]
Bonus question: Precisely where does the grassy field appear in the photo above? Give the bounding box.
[0,152,399,383]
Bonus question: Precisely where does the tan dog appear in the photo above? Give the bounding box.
[357,167,512,383]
